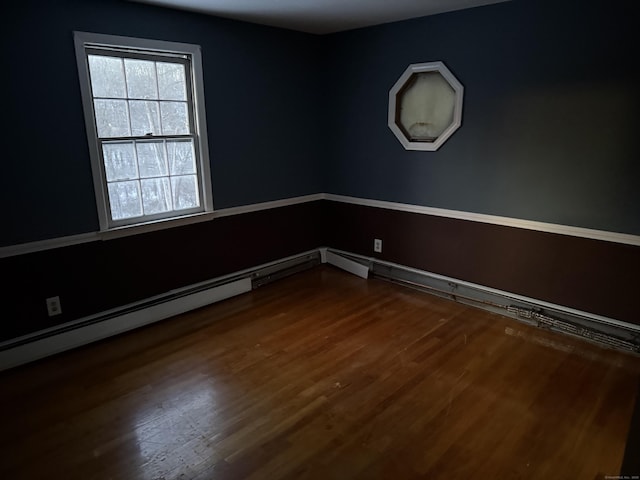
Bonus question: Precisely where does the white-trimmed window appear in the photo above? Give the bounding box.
[388,62,464,152]
[74,32,213,232]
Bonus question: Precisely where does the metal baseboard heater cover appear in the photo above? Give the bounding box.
[0,251,321,371]
[2,246,637,371]
[326,249,640,354]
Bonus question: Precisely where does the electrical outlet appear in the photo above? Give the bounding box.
[374,238,382,253]
[46,296,62,317]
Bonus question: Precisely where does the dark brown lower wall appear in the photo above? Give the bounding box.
[325,201,640,326]
[0,201,326,342]
[3,199,638,344]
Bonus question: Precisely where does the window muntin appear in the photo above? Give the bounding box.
[75,33,212,231]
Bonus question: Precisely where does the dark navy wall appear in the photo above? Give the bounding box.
[2,0,639,343]
[2,0,326,246]
[5,0,638,246]
[324,0,640,235]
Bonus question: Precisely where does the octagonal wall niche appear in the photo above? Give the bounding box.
[389,62,464,151]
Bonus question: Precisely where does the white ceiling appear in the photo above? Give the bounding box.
[132,0,511,35]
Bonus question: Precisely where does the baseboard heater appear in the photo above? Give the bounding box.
[2,247,637,371]
[0,250,320,371]
[326,249,640,354]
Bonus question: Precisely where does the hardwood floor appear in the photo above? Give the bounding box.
[1,266,639,480]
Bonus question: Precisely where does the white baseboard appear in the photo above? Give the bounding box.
[2,245,637,371]
[0,249,321,371]
[326,248,640,352]
[326,250,369,279]
[0,278,251,371]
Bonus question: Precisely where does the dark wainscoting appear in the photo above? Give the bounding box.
[3,198,637,344]
[324,201,640,326]
[1,201,326,342]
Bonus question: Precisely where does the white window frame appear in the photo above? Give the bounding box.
[74,31,213,234]
[388,61,464,152]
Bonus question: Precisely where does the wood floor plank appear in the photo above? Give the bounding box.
[1,266,638,480]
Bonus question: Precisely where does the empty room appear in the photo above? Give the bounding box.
[1,0,639,478]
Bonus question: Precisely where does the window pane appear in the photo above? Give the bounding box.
[129,100,161,136]
[88,55,126,98]
[137,141,168,178]
[399,72,455,142]
[171,175,200,210]
[160,101,190,134]
[167,139,196,175]
[94,99,131,138]
[102,142,138,181]
[108,181,143,220]
[124,59,158,100]
[141,178,172,215]
[157,62,187,101]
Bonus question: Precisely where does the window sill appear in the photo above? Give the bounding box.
[99,211,216,241]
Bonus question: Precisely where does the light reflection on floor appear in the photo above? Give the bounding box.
[133,376,218,479]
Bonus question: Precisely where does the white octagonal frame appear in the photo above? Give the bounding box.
[388,61,464,151]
